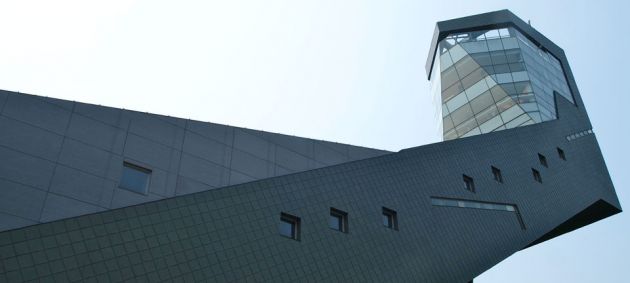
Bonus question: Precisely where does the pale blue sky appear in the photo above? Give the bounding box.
[0,1,627,281]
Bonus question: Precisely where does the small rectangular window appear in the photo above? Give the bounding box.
[532,168,542,183]
[491,166,503,183]
[329,208,348,233]
[538,153,548,167]
[119,162,152,194]
[463,174,475,192]
[557,147,566,160]
[280,213,300,240]
[382,207,398,230]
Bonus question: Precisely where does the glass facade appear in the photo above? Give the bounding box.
[430,27,574,140]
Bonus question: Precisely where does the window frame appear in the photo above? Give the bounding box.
[382,207,399,231]
[463,174,475,192]
[280,213,301,240]
[119,161,152,195]
[329,208,349,233]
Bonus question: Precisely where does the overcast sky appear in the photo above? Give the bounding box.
[1,0,628,281]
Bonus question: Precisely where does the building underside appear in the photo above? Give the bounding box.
[0,9,622,283]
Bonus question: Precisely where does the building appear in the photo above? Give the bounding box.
[0,9,621,282]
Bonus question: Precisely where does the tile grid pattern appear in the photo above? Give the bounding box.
[0,90,388,232]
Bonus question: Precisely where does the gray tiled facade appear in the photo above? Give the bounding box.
[0,9,622,283]
[0,89,388,232]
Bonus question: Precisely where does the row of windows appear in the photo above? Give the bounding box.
[280,207,399,241]
[463,147,566,192]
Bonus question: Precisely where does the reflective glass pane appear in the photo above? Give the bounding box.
[470,90,495,114]
[450,104,475,126]
[120,163,151,194]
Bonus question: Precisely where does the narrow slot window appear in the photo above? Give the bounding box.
[119,162,152,194]
[329,208,348,233]
[532,168,542,183]
[280,213,300,240]
[538,153,548,167]
[557,147,566,160]
[382,207,398,230]
[491,166,503,183]
[463,174,475,192]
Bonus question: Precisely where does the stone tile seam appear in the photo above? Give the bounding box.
[0,127,290,190]
[0,111,339,174]
[38,102,77,222]
[0,93,9,115]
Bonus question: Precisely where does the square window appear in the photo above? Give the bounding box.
[557,147,566,160]
[280,213,300,240]
[491,166,503,183]
[463,174,475,192]
[538,153,548,167]
[119,162,152,194]
[532,168,542,183]
[382,207,398,230]
[329,208,348,233]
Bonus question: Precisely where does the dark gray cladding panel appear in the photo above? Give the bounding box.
[0,90,389,232]
[0,87,620,282]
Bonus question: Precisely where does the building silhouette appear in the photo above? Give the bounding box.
[0,9,621,282]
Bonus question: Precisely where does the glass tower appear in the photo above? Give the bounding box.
[430,27,574,140]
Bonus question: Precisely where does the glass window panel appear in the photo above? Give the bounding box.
[443,116,455,132]
[454,56,479,79]
[461,41,489,53]
[490,50,508,64]
[280,219,295,238]
[470,90,495,114]
[442,82,465,102]
[484,29,500,39]
[461,127,481,137]
[475,105,500,125]
[441,65,459,91]
[505,113,531,129]
[461,67,487,90]
[493,64,510,73]
[504,49,523,63]
[513,82,532,94]
[496,73,513,84]
[440,52,454,70]
[509,62,526,72]
[455,117,478,137]
[479,114,503,133]
[451,104,475,126]
[496,96,516,112]
[449,44,467,64]
[484,76,497,88]
[446,91,469,113]
[500,83,517,95]
[487,39,504,51]
[382,214,392,227]
[520,102,539,112]
[489,85,508,102]
[498,28,510,38]
[511,71,529,82]
[444,129,458,140]
[500,105,525,123]
[442,103,450,117]
[501,37,519,49]
[120,163,151,194]
[329,214,342,230]
[471,52,493,66]
[465,78,490,100]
